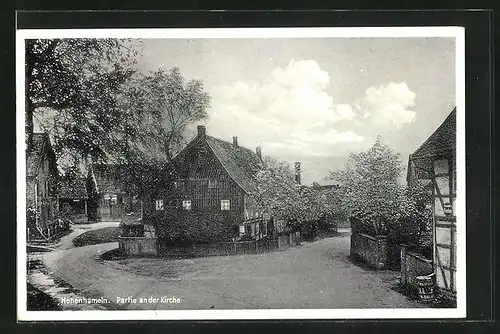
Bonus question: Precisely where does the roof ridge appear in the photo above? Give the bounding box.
[412,107,456,158]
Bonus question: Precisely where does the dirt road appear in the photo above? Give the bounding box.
[40,229,422,310]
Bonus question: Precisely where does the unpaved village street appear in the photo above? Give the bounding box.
[35,227,422,310]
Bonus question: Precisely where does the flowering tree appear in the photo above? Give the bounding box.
[250,157,342,232]
[330,137,416,236]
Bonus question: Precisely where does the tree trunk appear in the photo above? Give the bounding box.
[85,154,100,222]
[25,56,34,150]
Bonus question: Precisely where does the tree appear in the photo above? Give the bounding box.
[125,67,211,163]
[27,38,140,220]
[249,156,341,232]
[25,38,139,149]
[329,136,410,235]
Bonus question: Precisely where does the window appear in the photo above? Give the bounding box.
[182,200,192,210]
[221,200,230,211]
[239,225,245,235]
[111,194,118,204]
[208,179,217,188]
[155,199,164,211]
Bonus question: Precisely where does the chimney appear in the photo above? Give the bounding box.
[233,136,238,147]
[256,146,262,160]
[197,125,206,138]
[294,162,301,185]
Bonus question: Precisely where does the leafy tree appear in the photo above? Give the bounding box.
[329,136,412,235]
[124,67,211,163]
[27,38,140,219]
[26,39,138,149]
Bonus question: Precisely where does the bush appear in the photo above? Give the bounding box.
[148,209,238,243]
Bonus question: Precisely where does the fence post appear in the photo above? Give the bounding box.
[400,244,407,285]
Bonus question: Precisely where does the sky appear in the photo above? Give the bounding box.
[135,37,456,185]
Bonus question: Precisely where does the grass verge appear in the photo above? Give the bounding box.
[72,227,120,247]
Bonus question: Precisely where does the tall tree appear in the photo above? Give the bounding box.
[329,136,410,235]
[25,38,138,149]
[125,67,211,163]
[26,38,140,220]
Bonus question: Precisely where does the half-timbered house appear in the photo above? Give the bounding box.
[59,176,88,224]
[93,163,127,221]
[407,107,457,299]
[149,125,267,242]
[26,132,61,240]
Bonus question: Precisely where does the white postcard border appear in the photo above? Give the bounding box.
[16,26,466,321]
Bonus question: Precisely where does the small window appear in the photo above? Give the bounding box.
[111,195,118,204]
[182,200,192,210]
[155,200,164,211]
[239,225,245,234]
[208,179,217,188]
[221,200,230,211]
[173,181,178,189]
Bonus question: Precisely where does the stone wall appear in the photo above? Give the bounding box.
[119,237,158,256]
[400,244,433,293]
[350,232,388,270]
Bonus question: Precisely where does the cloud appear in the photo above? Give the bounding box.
[357,82,416,127]
[206,60,364,159]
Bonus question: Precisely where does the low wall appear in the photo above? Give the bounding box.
[277,231,301,249]
[119,237,158,256]
[350,232,388,270]
[69,213,88,224]
[400,244,433,292]
[159,232,299,258]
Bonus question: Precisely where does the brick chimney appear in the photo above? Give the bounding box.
[256,146,262,160]
[197,125,206,138]
[233,136,238,147]
[294,162,301,185]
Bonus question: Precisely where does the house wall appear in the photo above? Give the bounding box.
[26,147,59,240]
[148,137,247,242]
[93,165,125,222]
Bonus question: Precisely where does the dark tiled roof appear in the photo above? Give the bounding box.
[60,177,87,199]
[411,108,456,159]
[205,136,262,194]
[26,133,54,177]
[407,108,456,183]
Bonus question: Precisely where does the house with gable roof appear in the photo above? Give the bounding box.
[406,107,457,300]
[26,132,61,240]
[147,125,270,243]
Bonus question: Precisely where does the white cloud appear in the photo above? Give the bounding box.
[357,82,416,127]
[206,60,364,159]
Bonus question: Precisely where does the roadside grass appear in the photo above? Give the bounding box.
[72,227,120,247]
